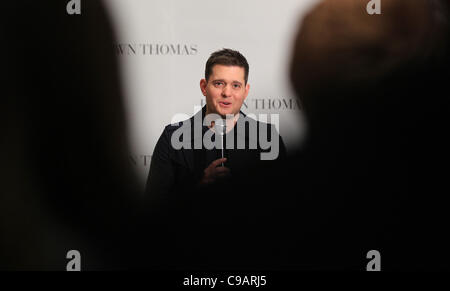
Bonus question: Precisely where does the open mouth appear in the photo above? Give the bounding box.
[219,101,232,107]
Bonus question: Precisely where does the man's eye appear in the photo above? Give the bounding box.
[233,84,241,89]
[214,82,224,87]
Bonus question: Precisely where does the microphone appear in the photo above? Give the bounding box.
[215,119,227,167]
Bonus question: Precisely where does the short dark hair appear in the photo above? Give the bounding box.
[205,48,249,84]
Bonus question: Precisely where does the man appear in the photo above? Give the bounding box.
[146,48,286,202]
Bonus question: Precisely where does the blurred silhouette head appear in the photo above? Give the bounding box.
[290,0,449,123]
[2,1,138,269]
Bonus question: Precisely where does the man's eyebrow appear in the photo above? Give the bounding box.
[211,79,243,85]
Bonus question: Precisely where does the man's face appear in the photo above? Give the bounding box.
[200,65,250,118]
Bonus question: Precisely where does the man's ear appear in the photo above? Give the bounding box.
[200,79,207,96]
[244,83,250,99]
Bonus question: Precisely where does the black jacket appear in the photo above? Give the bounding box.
[145,106,286,203]
[143,106,288,269]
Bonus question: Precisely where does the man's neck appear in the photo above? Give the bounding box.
[205,108,240,134]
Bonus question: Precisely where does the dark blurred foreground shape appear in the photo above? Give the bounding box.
[1,1,141,270]
[284,0,450,270]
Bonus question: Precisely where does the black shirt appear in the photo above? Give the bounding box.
[145,106,287,203]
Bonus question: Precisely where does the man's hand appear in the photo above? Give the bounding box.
[199,158,231,185]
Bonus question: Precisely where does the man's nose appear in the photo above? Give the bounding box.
[222,85,232,97]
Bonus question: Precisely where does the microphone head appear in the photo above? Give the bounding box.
[214,119,227,136]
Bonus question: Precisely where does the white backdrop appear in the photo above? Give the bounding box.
[104,0,318,187]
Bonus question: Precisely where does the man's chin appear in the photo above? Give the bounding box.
[215,109,234,118]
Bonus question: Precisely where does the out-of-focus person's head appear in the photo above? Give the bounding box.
[1,1,138,270]
[200,49,250,117]
[290,0,449,121]
[287,0,450,270]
